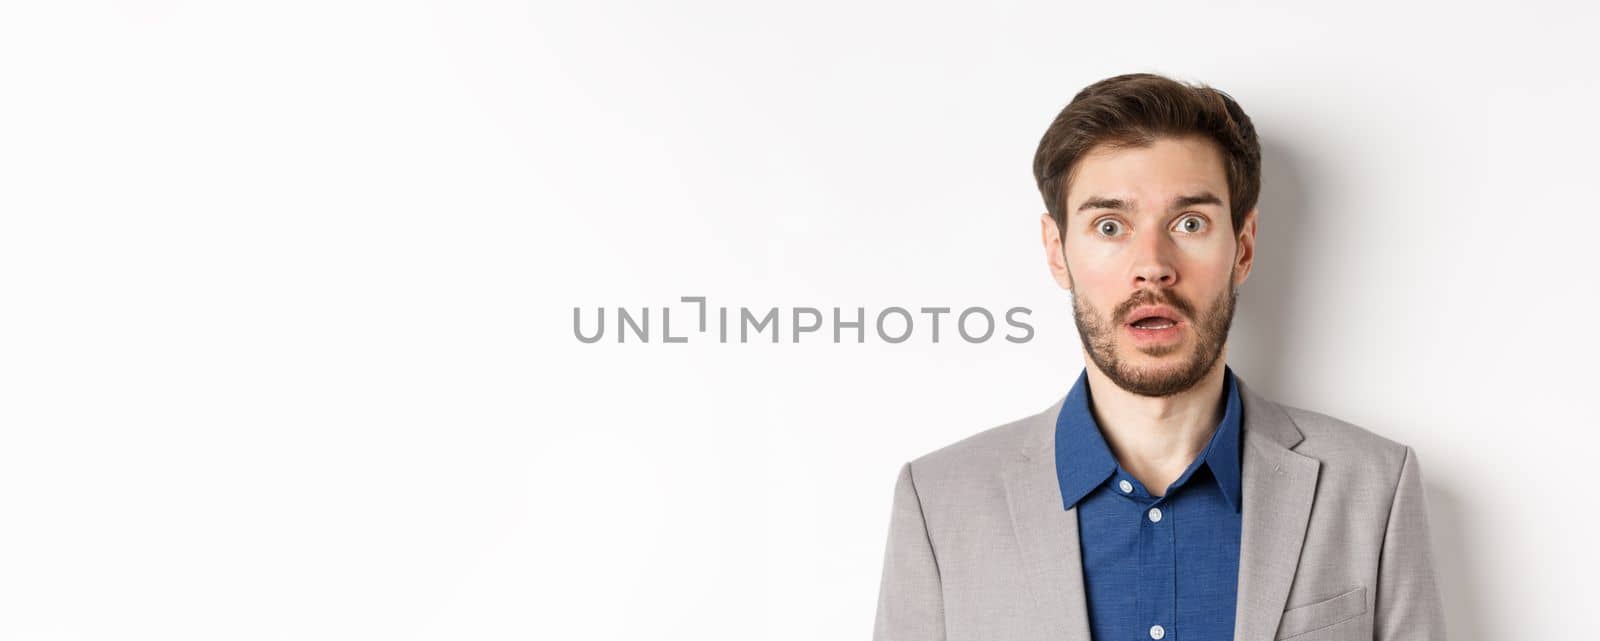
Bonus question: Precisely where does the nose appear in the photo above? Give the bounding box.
[1130,228,1178,288]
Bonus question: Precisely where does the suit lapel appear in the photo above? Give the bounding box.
[1233,376,1321,641]
[1000,375,1320,641]
[1000,395,1093,641]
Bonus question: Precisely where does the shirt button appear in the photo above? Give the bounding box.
[1149,624,1166,639]
[1119,479,1133,493]
[1147,507,1163,523]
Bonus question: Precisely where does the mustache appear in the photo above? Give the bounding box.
[1114,290,1194,323]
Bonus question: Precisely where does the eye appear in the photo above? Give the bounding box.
[1094,218,1124,237]
[1174,214,1208,234]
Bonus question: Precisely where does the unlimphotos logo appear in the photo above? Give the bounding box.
[574,296,1034,344]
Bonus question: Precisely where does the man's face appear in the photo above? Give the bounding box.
[1040,134,1257,398]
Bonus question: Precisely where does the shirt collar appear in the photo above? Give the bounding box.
[1053,364,1244,513]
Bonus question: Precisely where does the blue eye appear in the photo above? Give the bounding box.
[1096,219,1124,237]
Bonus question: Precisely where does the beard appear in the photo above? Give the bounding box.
[1070,267,1238,398]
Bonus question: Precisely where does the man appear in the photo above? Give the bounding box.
[871,73,1445,641]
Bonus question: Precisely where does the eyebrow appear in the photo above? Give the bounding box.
[1075,192,1225,213]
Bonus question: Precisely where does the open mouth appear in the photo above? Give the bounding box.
[1129,316,1178,330]
[1123,306,1184,341]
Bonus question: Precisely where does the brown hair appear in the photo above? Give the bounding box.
[1032,73,1261,236]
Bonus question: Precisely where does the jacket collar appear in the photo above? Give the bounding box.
[1002,368,1317,641]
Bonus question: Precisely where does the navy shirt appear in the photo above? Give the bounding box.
[1054,365,1243,641]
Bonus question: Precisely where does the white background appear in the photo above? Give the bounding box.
[1,1,1595,639]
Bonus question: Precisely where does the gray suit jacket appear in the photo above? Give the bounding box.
[872,375,1445,641]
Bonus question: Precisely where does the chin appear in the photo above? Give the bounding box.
[1123,341,1189,360]
[1127,358,1193,375]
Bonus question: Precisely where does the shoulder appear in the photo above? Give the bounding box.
[901,398,1059,483]
[1274,399,1417,483]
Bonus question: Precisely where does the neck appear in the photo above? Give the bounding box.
[1081,352,1229,493]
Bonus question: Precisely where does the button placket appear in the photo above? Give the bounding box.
[1142,497,1175,641]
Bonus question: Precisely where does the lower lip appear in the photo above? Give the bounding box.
[1125,320,1184,344]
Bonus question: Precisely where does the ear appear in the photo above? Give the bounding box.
[1040,212,1073,291]
[1232,207,1258,287]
